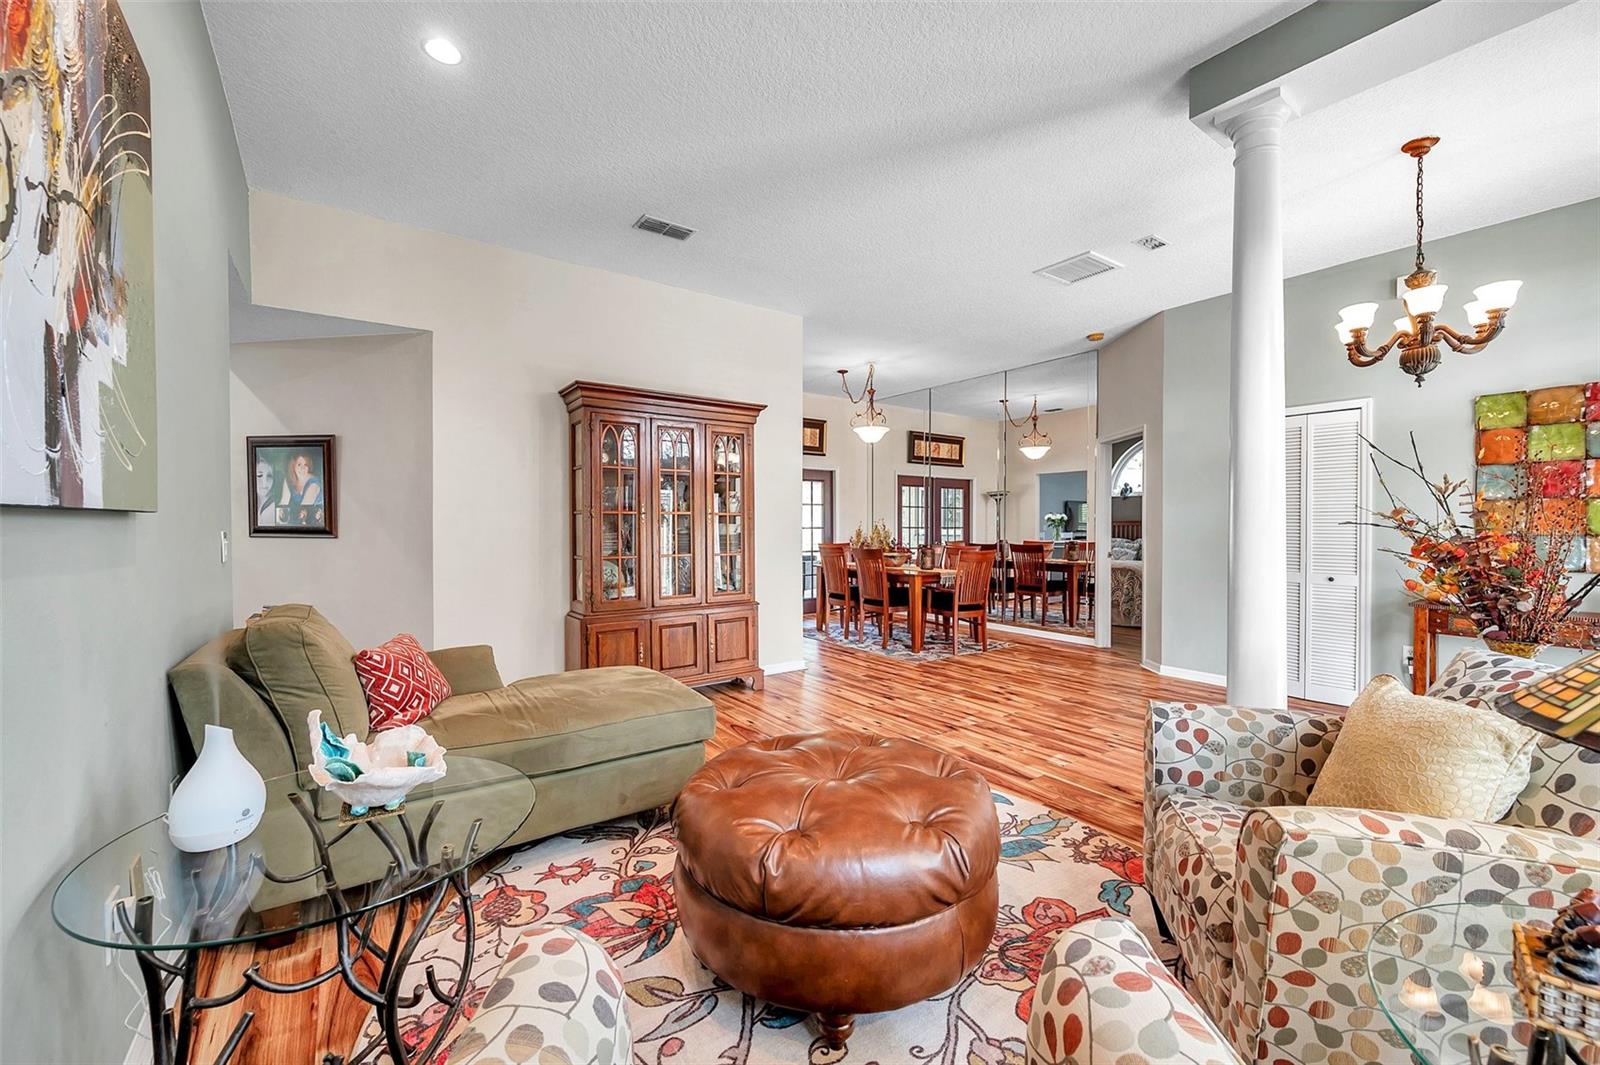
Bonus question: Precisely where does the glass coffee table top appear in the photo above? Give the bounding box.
[1366,901,1600,1065]
[53,755,533,952]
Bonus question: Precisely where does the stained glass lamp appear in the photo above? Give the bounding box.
[1498,653,1600,751]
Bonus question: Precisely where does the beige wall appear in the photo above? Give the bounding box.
[801,393,1003,544]
[230,334,434,648]
[246,192,805,678]
[1002,407,1099,541]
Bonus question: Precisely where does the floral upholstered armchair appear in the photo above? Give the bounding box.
[1138,650,1600,1065]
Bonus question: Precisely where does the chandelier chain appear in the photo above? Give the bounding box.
[1415,152,1426,272]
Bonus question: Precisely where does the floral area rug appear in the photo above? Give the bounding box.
[803,618,1012,662]
[363,789,1174,1065]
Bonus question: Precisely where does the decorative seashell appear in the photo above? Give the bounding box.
[305,710,447,813]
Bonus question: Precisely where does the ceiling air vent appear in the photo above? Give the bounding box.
[1035,251,1122,286]
[633,214,696,241]
[1133,234,1168,251]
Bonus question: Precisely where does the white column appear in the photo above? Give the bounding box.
[1221,91,1294,708]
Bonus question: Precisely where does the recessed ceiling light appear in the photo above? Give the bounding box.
[1086,332,1105,342]
[423,37,462,65]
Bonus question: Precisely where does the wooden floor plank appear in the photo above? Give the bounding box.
[190,624,1335,1062]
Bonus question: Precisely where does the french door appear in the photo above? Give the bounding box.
[1286,406,1368,705]
[896,476,970,547]
[801,469,834,613]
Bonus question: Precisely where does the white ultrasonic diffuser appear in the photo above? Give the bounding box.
[167,725,267,852]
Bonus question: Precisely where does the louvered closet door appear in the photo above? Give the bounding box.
[1302,409,1364,705]
[1285,418,1306,697]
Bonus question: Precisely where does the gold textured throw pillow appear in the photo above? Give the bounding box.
[1308,674,1539,821]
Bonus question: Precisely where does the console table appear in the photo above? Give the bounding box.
[1411,603,1600,694]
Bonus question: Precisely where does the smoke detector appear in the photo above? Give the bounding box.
[1034,251,1122,286]
[633,214,696,241]
[1132,234,1168,251]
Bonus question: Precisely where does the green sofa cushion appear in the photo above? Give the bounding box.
[422,666,714,777]
[227,605,369,769]
[426,644,505,696]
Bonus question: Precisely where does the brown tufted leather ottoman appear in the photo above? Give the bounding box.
[672,731,1001,1049]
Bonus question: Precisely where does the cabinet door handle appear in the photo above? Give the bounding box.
[709,632,717,657]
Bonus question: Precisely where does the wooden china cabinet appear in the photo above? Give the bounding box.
[561,381,764,689]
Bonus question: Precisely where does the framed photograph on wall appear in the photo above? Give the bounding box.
[802,417,827,456]
[908,431,965,467]
[247,435,337,537]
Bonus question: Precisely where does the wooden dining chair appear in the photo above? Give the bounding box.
[1071,540,1097,626]
[1011,543,1058,623]
[938,542,967,569]
[929,548,996,654]
[818,543,857,638]
[1025,540,1071,620]
[985,541,1011,615]
[855,547,912,649]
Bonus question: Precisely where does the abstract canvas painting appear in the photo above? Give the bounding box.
[1474,382,1600,574]
[1,0,155,510]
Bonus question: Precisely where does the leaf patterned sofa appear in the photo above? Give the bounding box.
[1034,650,1600,1065]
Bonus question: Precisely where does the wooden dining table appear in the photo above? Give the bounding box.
[998,557,1096,627]
[815,562,956,653]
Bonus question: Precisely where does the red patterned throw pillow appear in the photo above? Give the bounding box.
[354,634,452,731]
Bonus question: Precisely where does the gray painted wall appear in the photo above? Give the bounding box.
[1159,198,1600,681]
[230,334,435,648]
[0,3,250,1061]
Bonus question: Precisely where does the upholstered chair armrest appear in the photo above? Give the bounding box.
[426,644,504,695]
[1226,806,1600,1061]
[1026,917,1240,1065]
[1144,701,1341,851]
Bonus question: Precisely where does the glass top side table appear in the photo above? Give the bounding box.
[1366,901,1600,1065]
[53,755,533,1065]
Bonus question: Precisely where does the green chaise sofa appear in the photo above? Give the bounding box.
[168,605,715,851]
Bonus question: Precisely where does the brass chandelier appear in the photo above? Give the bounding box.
[837,364,889,443]
[1337,137,1521,386]
[1000,395,1052,461]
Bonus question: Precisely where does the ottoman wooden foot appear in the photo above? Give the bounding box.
[818,1013,855,1049]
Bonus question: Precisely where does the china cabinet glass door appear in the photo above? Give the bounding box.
[709,427,749,598]
[653,422,701,604]
[595,418,642,606]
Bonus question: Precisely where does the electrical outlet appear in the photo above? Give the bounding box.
[1402,644,1415,678]
[219,530,230,564]
[103,890,137,965]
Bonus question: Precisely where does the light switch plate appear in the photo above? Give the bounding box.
[220,530,229,564]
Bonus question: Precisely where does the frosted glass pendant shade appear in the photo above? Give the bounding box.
[1394,317,1414,336]
[1338,302,1379,329]
[1019,443,1051,461]
[168,725,266,852]
[1336,322,1357,344]
[1463,300,1490,328]
[852,420,889,444]
[1402,284,1448,316]
[1474,280,1522,310]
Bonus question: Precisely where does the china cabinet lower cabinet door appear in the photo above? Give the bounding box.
[652,615,707,679]
[585,619,649,669]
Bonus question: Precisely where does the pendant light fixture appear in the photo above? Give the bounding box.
[1001,395,1052,461]
[1337,137,1522,386]
[837,364,890,444]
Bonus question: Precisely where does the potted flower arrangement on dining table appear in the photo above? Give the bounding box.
[1365,435,1597,657]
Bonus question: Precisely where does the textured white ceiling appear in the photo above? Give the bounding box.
[202,1,1600,396]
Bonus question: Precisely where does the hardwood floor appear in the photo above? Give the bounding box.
[192,626,1334,1062]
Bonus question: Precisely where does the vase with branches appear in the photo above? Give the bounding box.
[1363,433,1597,656]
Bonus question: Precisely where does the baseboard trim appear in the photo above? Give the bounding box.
[988,623,1095,647]
[1142,659,1228,688]
[762,659,806,676]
